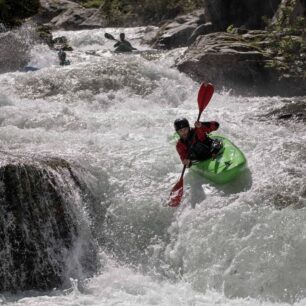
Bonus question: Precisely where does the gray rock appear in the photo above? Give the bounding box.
[0,153,104,292]
[176,32,306,96]
[265,98,306,122]
[50,7,105,30]
[32,0,106,30]
[188,22,215,45]
[152,10,206,49]
[33,0,81,24]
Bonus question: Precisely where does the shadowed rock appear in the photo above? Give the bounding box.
[0,153,107,292]
[203,0,281,30]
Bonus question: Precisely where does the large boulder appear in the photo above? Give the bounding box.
[152,10,208,49]
[0,153,106,292]
[32,0,106,30]
[176,32,306,96]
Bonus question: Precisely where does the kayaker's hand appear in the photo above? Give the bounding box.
[182,159,192,167]
[194,121,202,128]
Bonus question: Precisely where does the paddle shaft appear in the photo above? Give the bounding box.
[169,109,203,205]
[104,33,119,42]
[169,83,214,207]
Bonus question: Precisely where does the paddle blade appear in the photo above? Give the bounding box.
[169,178,184,207]
[197,83,214,114]
[104,33,116,41]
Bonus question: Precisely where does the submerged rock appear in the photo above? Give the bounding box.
[0,153,106,292]
[265,98,306,122]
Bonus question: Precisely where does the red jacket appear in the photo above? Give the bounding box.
[176,121,219,161]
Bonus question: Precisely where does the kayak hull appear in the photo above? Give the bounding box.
[190,135,247,184]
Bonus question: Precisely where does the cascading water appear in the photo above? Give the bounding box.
[0,26,305,305]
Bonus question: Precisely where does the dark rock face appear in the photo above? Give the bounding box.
[272,0,306,26]
[0,0,40,27]
[152,1,283,50]
[204,0,281,30]
[0,155,103,292]
[176,32,306,96]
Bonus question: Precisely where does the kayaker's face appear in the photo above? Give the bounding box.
[178,127,189,139]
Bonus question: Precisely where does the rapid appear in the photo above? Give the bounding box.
[0,27,306,306]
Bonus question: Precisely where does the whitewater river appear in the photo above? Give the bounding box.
[0,27,306,306]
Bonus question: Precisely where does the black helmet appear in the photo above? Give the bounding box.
[174,118,190,131]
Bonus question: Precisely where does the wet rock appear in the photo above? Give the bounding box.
[176,32,306,96]
[0,31,30,73]
[52,36,73,51]
[0,153,106,292]
[152,10,207,49]
[36,24,53,48]
[32,0,106,30]
[265,98,306,122]
[188,22,216,45]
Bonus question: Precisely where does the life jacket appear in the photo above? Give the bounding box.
[183,129,222,161]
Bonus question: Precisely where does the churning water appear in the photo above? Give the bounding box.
[0,26,306,306]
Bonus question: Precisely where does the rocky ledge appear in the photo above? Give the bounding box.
[176,31,306,96]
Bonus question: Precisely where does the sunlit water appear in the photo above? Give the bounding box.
[0,27,306,306]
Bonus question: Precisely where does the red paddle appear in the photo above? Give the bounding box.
[169,83,214,207]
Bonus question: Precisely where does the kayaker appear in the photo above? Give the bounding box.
[114,33,137,52]
[174,118,220,167]
[58,49,70,66]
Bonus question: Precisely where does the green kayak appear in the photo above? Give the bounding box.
[190,135,247,184]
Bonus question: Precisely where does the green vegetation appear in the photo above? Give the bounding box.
[263,0,306,79]
[0,0,40,26]
[80,0,202,24]
[81,0,102,9]
[226,24,235,34]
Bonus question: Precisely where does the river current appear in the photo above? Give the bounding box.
[0,27,306,306]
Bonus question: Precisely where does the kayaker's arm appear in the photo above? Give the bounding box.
[200,121,219,132]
